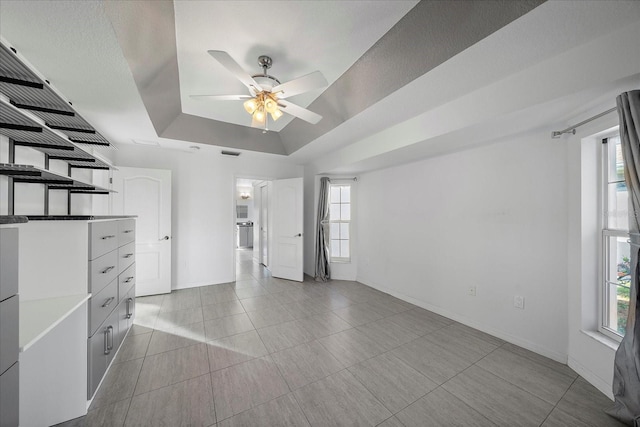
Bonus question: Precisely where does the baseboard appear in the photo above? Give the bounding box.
[356,275,568,364]
[567,356,614,400]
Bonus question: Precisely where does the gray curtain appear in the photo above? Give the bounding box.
[315,177,331,281]
[608,90,640,426]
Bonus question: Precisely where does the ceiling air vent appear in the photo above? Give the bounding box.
[221,150,241,157]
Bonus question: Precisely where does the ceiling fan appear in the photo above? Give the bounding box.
[191,50,328,130]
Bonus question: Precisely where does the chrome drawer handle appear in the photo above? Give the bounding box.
[102,297,115,308]
[101,266,115,274]
[101,235,116,240]
[123,230,134,234]
[126,297,133,319]
[124,277,134,283]
[104,325,113,354]
[123,253,134,258]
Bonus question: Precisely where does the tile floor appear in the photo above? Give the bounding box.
[57,249,625,427]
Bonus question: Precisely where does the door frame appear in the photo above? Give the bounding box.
[232,175,272,282]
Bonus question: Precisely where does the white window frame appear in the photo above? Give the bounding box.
[599,132,629,342]
[329,182,351,263]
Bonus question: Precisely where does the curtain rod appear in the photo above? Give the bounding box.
[327,177,357,181]
[551,107,617,138]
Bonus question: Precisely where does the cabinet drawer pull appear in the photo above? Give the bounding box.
[123,230,134,234]
[126,297,133,319]
[101,266,115,274]
[102,297,115,308]
[104,325,113,354]
[101,235,116,240]
[124,277,134,283]
[123,253,134,258]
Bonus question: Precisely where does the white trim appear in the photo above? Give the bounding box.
[567,355,615,400]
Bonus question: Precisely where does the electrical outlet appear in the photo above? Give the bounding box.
[468,285,476,297]
[514,295,525,309]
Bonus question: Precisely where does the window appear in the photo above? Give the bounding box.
[329,184,351,262]
[601,134,629,340]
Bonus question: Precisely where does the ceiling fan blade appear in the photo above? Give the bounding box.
[272,71,328,99]
[189,94,252,101]
[279,100,323,124]
[208,50,260,92]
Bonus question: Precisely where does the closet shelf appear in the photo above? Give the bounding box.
[0,97,114,170]
[0,164,113,194]
[0,43,113,149]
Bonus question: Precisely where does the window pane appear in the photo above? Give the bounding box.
[330,186,341,203]
[340,240,350,258]
[607,182,629,230]
[605,282,630,336]
[341,186,351,203]
[330,203,341,220]
[341,203,351,221]
[331,240,341,257]
[608,136,624,182]
[604,235,630,337]
[330,223,340,239]
[340,223,349,239]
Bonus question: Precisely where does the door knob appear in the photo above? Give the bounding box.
[160,235,170,241]
[295,233,302,237]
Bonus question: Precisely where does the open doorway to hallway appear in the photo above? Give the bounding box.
[234,177,270,281]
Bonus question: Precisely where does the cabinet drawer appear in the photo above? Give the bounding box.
[0,362,18,427]
[118,264,136,303]
[89,221,119,260]
[118,219,136,246]
[89,279,118,337]
[0,228,19,302]
[0,296,18,376]
[87,309,119,399]
[89,249,118,294]
[118,242,135,274]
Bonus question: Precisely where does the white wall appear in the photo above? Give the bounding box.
[112,143,302,290]
[356,130,570,362]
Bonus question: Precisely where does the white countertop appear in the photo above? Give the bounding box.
[19,293,91,352]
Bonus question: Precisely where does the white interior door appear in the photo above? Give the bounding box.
[271,177,303,281]
[111,167,172,296]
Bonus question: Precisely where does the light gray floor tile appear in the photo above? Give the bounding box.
[307,293,355,310]
[202,299,246,321]
[376,416,405,427]
[365,297,412,315]
[200,283,235,295]
[385,309,450,336]
[348,352,438,413]
[542,407,592,427]
[160,289,202,312]
[218,393,310,427]
[295,312,352,338]
[200,289,239,306]
[235,285,270,299]
[207,330,268,372]
[239,294,283,312]
[146,322,206,356]
[442,365,553,426]
[390,337,471,384]
[396,387,495,427]
[446,322,505,346]
[55,398,131,427]
[294,370,392,427]
[232,278,263,289]
[126,374,216,427]
[260,278,297,294]
[257,320,316,353]
[476,347,575,405]
[318,328,387,367]
[246,306,295,328]
[90,358,144,410]
[128,324,154,336]
[156,306,204,329]
[269,288,312,303]
[422,324,499,364]
[135,343,210,395]
[114,332,151,363]
[271,341,344,390]
[554,377,626,427]
[356,318,420,351]
[211,356,289,421]
[502,342,578,379]
[282,297,330,317]
[333,303,386,326]
[204,313,255,341]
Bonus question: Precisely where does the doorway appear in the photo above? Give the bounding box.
[234,178,268,281]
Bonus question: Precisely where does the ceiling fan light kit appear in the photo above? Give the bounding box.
[192,50,328,130]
